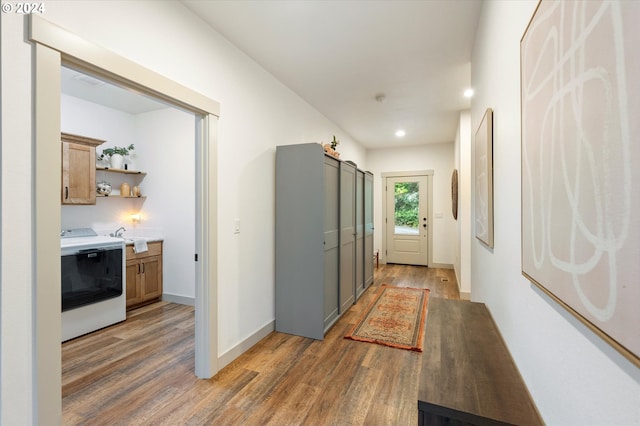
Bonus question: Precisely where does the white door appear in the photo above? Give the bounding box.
[385,176,429,266]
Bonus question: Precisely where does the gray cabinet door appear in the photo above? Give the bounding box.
[323,156,340,331]
[275,144,325,340]
[355,169,365,300]
[340,161,356,313]
[364,172,374,287]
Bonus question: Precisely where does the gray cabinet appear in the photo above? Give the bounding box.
[275,143,340,340]
[275,143,373,340]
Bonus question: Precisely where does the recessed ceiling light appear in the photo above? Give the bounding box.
[395,129,406,138]
[464,88,474,98]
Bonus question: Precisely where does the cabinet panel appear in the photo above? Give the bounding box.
[364,172,374,287]
[323,156,340,331]
[126,242,162,259]
[141,256,163,300]
[355,169,365,300]
[275,143,325,340]
[126,260,144,306]
[339,161,356,313]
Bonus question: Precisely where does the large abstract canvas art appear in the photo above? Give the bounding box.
[521,0,639,366]
[475,108,494,248]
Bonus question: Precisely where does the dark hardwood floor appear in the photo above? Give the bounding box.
[62,264,459,425]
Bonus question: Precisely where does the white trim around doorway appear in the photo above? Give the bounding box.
[30,15,220,423]
[381,170,434,267]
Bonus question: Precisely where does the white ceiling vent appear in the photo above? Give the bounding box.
[71,73,106,87]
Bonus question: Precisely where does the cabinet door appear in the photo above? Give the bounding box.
[126,259,144,308]
[355,170,365,300]
[141,256,163,301]
[364,172,374,287]
[323,156,340,331]
[339,161,356,313]
[62,142,96,204]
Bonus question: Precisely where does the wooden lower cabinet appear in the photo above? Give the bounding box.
[125,241,163,310]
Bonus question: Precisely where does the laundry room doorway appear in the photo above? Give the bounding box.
[30,15,220,422]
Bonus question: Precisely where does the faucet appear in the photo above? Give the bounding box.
[110,226,126,237]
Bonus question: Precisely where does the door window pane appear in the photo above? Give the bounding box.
[394,182,419,235]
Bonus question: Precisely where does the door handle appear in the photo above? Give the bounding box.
[65,186,69,200]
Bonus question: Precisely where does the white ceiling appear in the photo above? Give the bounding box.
[61,1,483,149]
[181,0,483,149]
[61,66,168,115]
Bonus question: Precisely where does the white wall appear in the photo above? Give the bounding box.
[453,111,471,298]
[134,108,196,301]
[367,143,455,266]
[1,2,366,422]
[471,1,640,424]
[1,13,35,426]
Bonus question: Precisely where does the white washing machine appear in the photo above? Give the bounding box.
[61,228,126,341]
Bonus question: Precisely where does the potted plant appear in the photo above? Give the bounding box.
[100,144,135,170]
[323,135,340,158]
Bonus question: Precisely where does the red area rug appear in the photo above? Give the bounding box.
[345,284,430,352]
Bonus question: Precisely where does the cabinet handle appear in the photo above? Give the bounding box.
[137,264,141,274]
[65,186,69,200]
[141,262,145,274]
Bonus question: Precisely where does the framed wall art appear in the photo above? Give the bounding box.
[521,0,639,366]
[475,108,493,248]
[451,169,458,220]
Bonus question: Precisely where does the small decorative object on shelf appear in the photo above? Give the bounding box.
[96,153,110,168]
[323,135,340,158]
[97,181,112,196]
[120,182,131,197]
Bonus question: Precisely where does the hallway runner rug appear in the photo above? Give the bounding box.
[345,284,430,352]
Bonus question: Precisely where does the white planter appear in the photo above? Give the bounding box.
[110,154,124,170]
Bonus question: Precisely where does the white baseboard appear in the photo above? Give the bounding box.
[459,291,471,301]
[161,293,195,306]
[430,262,454,269]
[161,294,274,372]
[218,320,275,370]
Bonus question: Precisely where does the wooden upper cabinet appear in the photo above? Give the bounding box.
[61,132,104,205]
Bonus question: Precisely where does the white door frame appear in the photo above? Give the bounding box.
[381,170,434,267]
[30,15,220,423]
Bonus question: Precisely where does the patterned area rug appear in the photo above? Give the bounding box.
[345,284,430,352]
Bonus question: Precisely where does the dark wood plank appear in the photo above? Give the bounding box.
[418,298,543,426]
